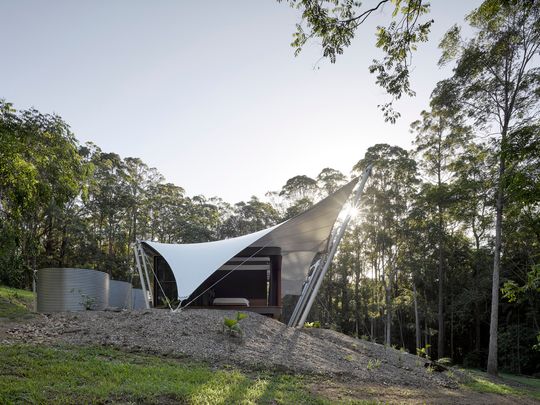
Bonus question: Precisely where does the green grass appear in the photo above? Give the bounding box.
[500,372,540,390]
[462,368,540,400]
[0,285,34,319]
[0,344,331,404]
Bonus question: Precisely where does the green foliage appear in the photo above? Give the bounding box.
[416,344,431,360]
[344,354,354,362]
[279,175,318,200]
[304,321,321,328]
[0,344,327,404]
[502,265,540,304]
[280,0,433,122]
[236,312,248,321]
[219,196,281,238]
[223,312,248,338]
[534,333,540,352]
[438,357,453,366]
[0,285,34,319]
[317,168,347,195]
[498,324,540,375]
[367,359,381,370]
[0,100,88,286]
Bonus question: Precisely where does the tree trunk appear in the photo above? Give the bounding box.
[487,136,506,376]
[424,315,429,358]
[474,240,482,352]
[340,277,349,333]
[398,310,405,349]
[450,290,454,360]
[354,262,361,338]
[437,209,445,359]
[58,225,68,267]
[436,132,445,360]
[413,283,421,350]
[385,285,392,346]
[517,309,521,374]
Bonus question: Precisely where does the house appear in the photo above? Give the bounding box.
[135,175,365,322]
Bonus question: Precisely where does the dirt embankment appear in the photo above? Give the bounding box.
[2,308,455,388]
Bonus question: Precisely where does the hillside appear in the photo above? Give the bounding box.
[0,285,34,320]
[2,309,454,387]
[1,306,539,404]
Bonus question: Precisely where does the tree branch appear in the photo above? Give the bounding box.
[339,0,390,25]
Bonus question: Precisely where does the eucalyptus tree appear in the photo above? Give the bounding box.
[498,124,540,373]
[182,195,223,243]
[146,182,187,243]
[439,0,540,375]
[316,168,348,196]
[411,80,471,358]
[219,196,281,238]
[400,190,436,351]
[451,142,494,353]
[279,175,319,201]
[353,144,418,345]
[283,197,314,220]
[348,224,370,338]
[123,157,163,243]
[83,147,133,276]
[279,174,320,219]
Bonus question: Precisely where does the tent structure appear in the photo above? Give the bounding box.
[134,165,372,326]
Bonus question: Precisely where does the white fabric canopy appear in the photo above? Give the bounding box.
[143,178,357,299]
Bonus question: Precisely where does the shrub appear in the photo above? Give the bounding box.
[416,344,431,360]
[367,359,381,370]
[223,312,248,338]
[438,357,453,367]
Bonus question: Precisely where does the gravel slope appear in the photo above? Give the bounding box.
[2,309,456,389]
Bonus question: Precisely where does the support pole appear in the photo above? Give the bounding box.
[289,164,372,328]
[139,242,154,305]
[287,259,321,327]
[32,270,37,312]
[133,241,151,309]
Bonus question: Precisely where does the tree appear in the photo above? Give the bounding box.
[439,0,540,375]
[0,101,87,286]
[123,157,163,243]
[354,144,418,345]
[220,196,281,238]
[279,175,319,200]
[279,0,433,121]
[411,82,470,358]
[317,167,347,196]
[451,141,494,355]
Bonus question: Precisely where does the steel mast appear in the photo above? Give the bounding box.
[288,164,372,328]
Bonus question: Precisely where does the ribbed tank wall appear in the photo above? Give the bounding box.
[109,280,132,309]
[132,288,147,310]
[36,268,109,312]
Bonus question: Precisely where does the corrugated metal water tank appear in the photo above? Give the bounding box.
[109,280,132,309]
[36,268,109,312]
[132,288,147,310]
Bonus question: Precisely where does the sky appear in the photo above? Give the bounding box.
[0,0,482,203]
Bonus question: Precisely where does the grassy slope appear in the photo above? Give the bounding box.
[1,285,538,403]
[0,285,34,319]
[0,344,347,405]
[461,368,540,400]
